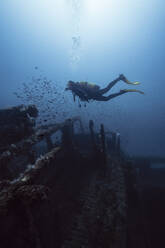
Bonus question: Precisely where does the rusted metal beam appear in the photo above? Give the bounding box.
[0,116,83,165]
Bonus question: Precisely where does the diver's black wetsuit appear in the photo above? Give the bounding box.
[72,76,126,101]
[90,76,126,101]
[66,74,143,102]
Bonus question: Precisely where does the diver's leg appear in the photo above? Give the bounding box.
[95,91,126,101]
[95,89,144,101]
[99,76,121,94]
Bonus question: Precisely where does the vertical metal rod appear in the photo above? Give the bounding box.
[89,120,97,151]
[116,132,120,154]
[62,119,74,151]
[100,123,106,164]
[45,135,53,151]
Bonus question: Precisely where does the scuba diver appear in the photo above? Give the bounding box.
[65,74,144,103]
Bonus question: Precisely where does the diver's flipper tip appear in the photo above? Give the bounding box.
[125,80,141,85]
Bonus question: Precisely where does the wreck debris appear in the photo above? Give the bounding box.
[45,134,53,150]
[0,182,50,248]
[0,104,38,149]
[116,132,121,154]
[106,131,121,155]
[0,147,61,215]
[18,146,61,184]
[100,123,106,165]
[62,158,127,248]
[0,104,133,248]
[0,146,60,248]
[0,115,83,172]
[89,120,97,152]
[61,118,74,151]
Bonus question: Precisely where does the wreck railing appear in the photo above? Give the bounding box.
[0,116,83,166]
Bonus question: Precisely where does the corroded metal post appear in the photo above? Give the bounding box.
[100,124,106,165]
[89,120,97,152]
[45,134,53,151]
[111,132,116,152]
[61,118,74,152]
[100,124,105,153]
[116,132,121,155]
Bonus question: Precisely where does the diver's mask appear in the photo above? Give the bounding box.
[65,80,75,91]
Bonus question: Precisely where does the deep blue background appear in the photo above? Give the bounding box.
[0,0,165,156]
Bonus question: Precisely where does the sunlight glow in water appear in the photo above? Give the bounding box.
[5,0,151,44]
[85,0,115,15]
[85,0,104,14]
[3,0,158,69]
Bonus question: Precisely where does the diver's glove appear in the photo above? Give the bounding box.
[120,89,144,94]
[119,74,140,85]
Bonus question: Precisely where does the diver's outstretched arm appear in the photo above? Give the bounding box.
[99,76,121,95]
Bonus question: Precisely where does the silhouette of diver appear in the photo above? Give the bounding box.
[66,74,144,103]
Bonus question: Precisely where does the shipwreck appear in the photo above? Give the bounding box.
[0,104,164,248]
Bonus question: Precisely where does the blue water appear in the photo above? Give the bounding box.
[151,163,165,169]
[0,0,165,157]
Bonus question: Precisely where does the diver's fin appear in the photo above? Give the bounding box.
[119,74,140,85]
[121,89,144,94]
[124,79,140,85]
